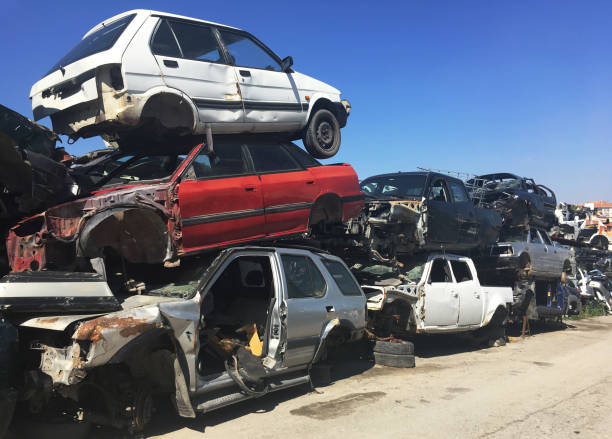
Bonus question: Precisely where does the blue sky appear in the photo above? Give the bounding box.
[2,0,611,203]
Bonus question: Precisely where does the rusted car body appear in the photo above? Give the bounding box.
[7,138,363,273]
[465,173,557,228]
[342,172,501,262]
[0,246,365,433]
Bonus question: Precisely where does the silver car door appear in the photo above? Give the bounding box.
[539,229,561,274]
[216,28,304,132]
[150,18,245,131]
[421,257,459,328]
[528,229,547,276]
[279,251,329,368]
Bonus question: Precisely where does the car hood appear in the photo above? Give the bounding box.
[292,71,340,96]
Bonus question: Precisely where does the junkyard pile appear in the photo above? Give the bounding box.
[1,9,611,438]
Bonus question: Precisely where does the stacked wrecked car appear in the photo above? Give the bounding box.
[1,7,612,438]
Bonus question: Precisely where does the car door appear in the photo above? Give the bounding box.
[447,179,479,246]
[539,229,561,274]
[150,18,245,130]
[177,142,265,251]
[245,142,320,236]
[421,257,459,328]
[279,252,330,368]
[528,229,548,276]
[427,177,457,245]
[216,28,304,132]
[450,258,483,326]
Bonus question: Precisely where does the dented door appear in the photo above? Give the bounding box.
[150,18,244,129]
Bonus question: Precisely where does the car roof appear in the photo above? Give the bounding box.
[361,171,462,184]
[475,172,521,180]
[83,9,241,38]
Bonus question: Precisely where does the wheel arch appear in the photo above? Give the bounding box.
[139,87,198,133]
[309,193,343,227]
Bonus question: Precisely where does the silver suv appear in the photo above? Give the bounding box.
[0,246,365,433]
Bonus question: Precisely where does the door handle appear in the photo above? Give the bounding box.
[244,185,256,192]
[239,70,251,77]
[474,292,480,298]
[306,180,315,185]
[163,59,179,68]
[326,305,335,313]
[452,293,458,298]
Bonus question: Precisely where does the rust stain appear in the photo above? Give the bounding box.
[37,317,59,323]
[74,316,153,342]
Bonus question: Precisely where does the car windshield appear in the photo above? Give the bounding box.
[360,174,427,199]
[499,228,528,242]
[47,14,135,75]
[81,153,187,187]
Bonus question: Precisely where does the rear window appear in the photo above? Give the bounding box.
[47,14,135,75]
[322,259,363,296]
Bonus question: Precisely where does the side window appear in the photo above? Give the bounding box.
[448,181,470,203]
[429,179,450,202]
[429,259,452,283]
[322,259,363,296]
[168,21,223,62]
[450,260,473,283]
[283,143,320,168]
[246,143,300,173]
[282,255,326,299]
[540,230,553,245]
[191,144,248,178]
[530,230,543,244]
[151,19,181,57]
[218,29,282,71]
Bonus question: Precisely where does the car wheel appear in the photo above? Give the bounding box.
[303,109,341,158]
[373,352,415,368]
[373,340,414,355]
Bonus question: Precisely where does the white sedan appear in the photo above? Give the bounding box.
[30,10,351,158]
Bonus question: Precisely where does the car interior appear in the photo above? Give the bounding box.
[198,255,276,375]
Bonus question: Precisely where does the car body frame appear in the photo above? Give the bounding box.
[30,10,350,158]
[0,246,366,432]
[7,138,363,273]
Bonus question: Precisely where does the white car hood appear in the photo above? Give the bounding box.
[292,71,340,96]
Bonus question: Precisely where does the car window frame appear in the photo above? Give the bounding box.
[449,260,473,283]
[149,17,231,65]
[447,180,470,203]
[94,153,187,188]
[281,254,328,300]
[428,178,453,203]
[428,258,453,284]
[243,142,304,175]
[181,143,255,182]
[215,27,284,72]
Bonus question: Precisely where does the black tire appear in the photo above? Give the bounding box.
[373,352,415,368]
[303,109,341,158]
[373,340,414,355]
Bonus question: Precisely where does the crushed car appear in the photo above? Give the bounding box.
[339,172,501,262]
[355,253,512,343]
[30,10,351,158]
[465,173,556,228]
[0,246,366,434]
[7,138,363,274]
[0,104,76,275]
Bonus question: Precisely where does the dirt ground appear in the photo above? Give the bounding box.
[16,316,612,438]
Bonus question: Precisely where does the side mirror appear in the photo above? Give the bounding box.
[280,56,293,72]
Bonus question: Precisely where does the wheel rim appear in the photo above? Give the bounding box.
[316,120,334,149]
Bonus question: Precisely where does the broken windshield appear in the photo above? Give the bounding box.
[360,174,427,200]
[47,14,135,75]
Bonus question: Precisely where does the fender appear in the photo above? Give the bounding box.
[305,93,346,124]
[311,317,340,365]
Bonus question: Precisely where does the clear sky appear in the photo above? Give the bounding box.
[2,0,611,203]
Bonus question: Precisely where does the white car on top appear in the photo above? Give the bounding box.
[30,10,351,158]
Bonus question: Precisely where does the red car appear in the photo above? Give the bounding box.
[7,139,363,273]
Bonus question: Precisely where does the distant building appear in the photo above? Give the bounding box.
[582,201,612,218]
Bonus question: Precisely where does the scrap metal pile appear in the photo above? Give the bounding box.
[0,8,611,438]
